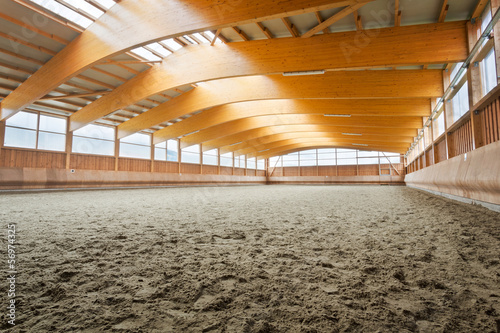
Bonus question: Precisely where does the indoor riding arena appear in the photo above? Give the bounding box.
[0,0,499,332]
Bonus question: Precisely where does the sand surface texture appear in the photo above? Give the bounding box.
[1,185,499,332]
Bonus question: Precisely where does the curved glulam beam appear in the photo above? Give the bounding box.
[0,0,363,120]
[258,142,405,159]
[154,98,431,142]
[68,21,466,131]
[235,134,412,156]
[173,114,423,148]
[246,138,409,158]
[222,132,415,155]
[118,70,440,139]
[203,125,418,152]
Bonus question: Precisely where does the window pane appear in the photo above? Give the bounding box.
[337,158,356,165]
[167,150,178,162]
[38,132,65,151]
[120,143,151,159]
[358,157,379,165]
[482,49,496,95]
[300,159,316,166]
[257,159,265,170]
[74,124,114,141]
[39,115,66,133]
[4,127,36,149]
[220,152,233,167]
[181,144,200,163]
[203,154,218,165]
[337,149,356,158]
[73,136,114,155]
[154,148,166,161]
[167,140,178,161]
[318,158,336,166]
[357,150,378,158]
[247,157,256,169]
[6,111,37,130]
[121,132,150,145]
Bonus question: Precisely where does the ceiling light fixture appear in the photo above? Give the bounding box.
[282,70,325,76]
[352,143,368,146]
[342,133,362,136]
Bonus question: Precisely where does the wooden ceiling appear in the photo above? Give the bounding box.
[0,0,489,158]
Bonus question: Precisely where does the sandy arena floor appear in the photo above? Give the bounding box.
[0,185,499,332]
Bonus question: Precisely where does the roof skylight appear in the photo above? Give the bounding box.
[29,0,117,29]
[161,39,183,51]
[183,35,197,44]
[146,43,173,57]
[130,47,162,61]
[192,33,209,44]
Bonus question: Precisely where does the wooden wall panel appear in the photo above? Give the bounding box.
[284,167,299,177]
[202,165,218,175]
[434,138,447,164]
[425,148,433,167]
[0,148,66,169]
[256,170,266,177]
[153,161,179,173]
[300,166,317,176]
[219,166,233,175]
[270,167,283,177]
[358,164,379,176]
[70,153,115,171]
[318,166,337,176]
[181,163,201,174]
[448,118,473,158]
[337,165,357,176]
[233,168,245,176]
[246,169,256,176]
[481,98,500,145]
[118,158,151,172]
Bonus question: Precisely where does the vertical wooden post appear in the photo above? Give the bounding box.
[65,119,73,169]
[150,135,154,173]
[492,0,500,85]
[217,148,221,175]
[177,139,181,174]
[244,154,247,176]
[443,68,452,160]
[335,149,338,176]
[0,120,5,155]
[421,117,427,167]
[199,144,203,175]
[298,151,301,176]
[316,149,319,176]
[467,20,485,149]
[114,131,119,171]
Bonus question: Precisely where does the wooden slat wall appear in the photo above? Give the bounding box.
[181,163,201,174]
[233,168,245,176]
[300,166,317,176]
[338,165,357,176]
[219,166,233,175]
[0,148,66,169]
[256,170,266,177]
[154,161,179,173]
[318,166,337,176]
[434,138,447,164]
[70,153,115,170]
[358,164,378,176]
[118,158,151,172]
[246,169,256,176]
[481,97,500,145]
[425,148,433,167]
[449,118,473,158]
[284,166,299,177]
[202,165,218,175]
